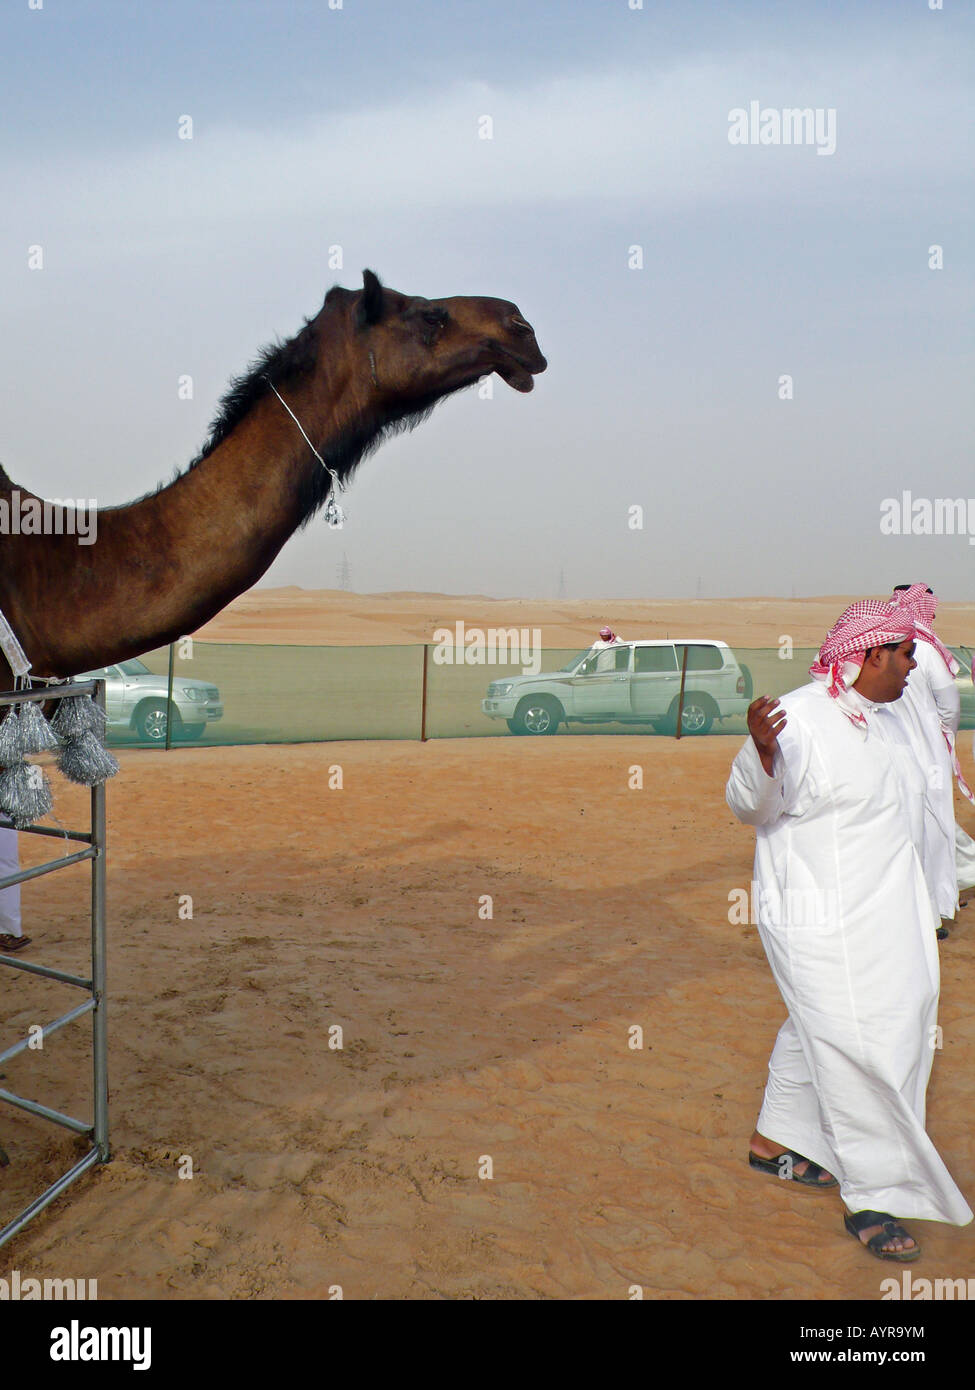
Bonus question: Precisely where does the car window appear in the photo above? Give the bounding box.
[594,646,629,673]
[634,645,677,673]
[675,644,724,672]
[117,658,151,676]
[558,649,593,673]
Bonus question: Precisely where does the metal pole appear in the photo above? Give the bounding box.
[0,1149,101,1248]
[165,641,175,751]
[0,846,95,894]
[0,679,98,707]
[420,644,429,743]
[0,1088,96,1134]
[0,676,112,1248]
[675,644,690,740]
[91,681,109,1162]
[0,956,92,989]
[0,999,96,1067]
[0,818,93,843]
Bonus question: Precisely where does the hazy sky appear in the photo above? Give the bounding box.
[2,0,972,600]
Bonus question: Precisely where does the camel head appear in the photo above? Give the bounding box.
[322,270,546,406]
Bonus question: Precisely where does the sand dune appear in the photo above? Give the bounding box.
[195,588,975,650]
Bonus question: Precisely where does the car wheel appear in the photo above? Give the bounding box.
[135,700,177,743]
[668,694,716,736]
[511,696,561,735]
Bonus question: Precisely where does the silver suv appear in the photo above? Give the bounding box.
[75,657,224,742]
[482,639,752,736]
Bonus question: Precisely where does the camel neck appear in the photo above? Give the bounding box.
[264,380,346,528]
[124,384,365,637]
[3,375,375,676]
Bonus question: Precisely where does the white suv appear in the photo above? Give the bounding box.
[482,640,752,736]
[76,657,224,742]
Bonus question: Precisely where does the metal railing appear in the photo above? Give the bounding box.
[0,679,108,1248]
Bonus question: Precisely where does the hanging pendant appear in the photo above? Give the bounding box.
[324,497,346,529]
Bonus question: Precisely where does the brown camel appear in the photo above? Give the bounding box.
[0,270,546,681]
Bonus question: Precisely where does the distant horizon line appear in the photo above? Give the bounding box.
[245,585,975,606]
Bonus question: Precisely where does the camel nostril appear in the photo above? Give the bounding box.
[508,315,533,336]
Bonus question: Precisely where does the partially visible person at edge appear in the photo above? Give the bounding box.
[0,825,29,953]
[889,583,968,940]
[726,599,973,1262]
[963,649,975,901]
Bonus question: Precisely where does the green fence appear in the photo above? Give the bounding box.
[85,642,865,747]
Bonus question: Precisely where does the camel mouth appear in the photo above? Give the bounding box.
[490,342,545,393]
[496,362,535,393]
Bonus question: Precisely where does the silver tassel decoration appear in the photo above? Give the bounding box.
[0,682,118,824]
[57,730,119,786]
[17,700,61,754]
[51,694,108,740]
[0,761,54,828]
[0,710,22,767]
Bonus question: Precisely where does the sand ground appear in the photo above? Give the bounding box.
[1,592,973,1299]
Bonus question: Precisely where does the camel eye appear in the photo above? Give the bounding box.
[422,309,447,329]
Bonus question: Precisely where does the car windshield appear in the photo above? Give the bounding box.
[558,649,593,673]
[117,658,151,676]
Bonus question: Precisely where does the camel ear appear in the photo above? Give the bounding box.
[357,269,384,328]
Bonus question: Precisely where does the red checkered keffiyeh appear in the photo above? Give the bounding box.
[889,583,959,677]
[809,600,915,728]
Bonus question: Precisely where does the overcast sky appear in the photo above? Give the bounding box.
[2,0,972,600]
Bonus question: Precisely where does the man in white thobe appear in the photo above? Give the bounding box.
[727,600,972,1260]
[889,584,968,935]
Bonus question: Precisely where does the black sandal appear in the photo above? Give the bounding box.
[0,934,31,953]
[844,1209,921,1262]
[748,1148,838,1188]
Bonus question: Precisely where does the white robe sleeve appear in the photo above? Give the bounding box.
[726,738,789,826]
[726,706,815,826]
[930,670,960,737]
[915,639,961,737]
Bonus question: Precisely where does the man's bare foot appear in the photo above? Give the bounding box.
[749,1129,836,1185]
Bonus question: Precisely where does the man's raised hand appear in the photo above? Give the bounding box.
[748,695,786,776]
